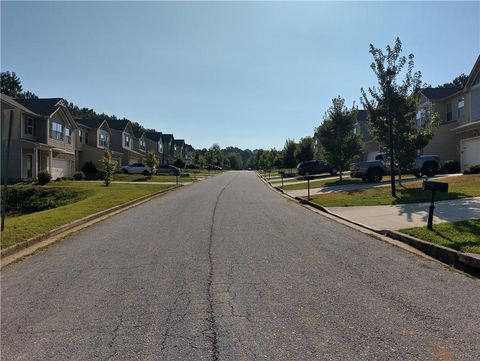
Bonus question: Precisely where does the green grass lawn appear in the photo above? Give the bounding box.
[401,219,480,254]
[0,181,176,249]
[112,174,193,183]
[282,177,362,191]
[310,174,480,207]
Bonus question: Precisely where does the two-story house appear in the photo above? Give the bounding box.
[418,55,480,169]
[162,134,174,164]
[132,125,147,161]
[353,109,381,161]
[184,144,194,163]
[173,139,185,159]
[75,118,122,171]
[106,119,144,166]
[1,95,78,180]
[145,131,164,165]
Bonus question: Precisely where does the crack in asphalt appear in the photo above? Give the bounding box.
[206,175,238,361]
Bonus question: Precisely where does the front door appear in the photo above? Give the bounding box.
[23,154,33,178]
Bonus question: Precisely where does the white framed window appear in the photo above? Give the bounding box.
[79,129,83,143]
[158,142,163,153]
[458,98,465,120]
[24,116,35,135]
[50,121,63,140]
[139,139,146,151]
[124,133,130,147]
[416,109,426,128]
[65,127,72,144]
[446,103,452,122]
[99,132,109,147]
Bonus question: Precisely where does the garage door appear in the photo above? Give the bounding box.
[51,158,70,179]
[461,137,480,169]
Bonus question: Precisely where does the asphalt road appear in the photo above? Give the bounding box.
[1,171,479,360]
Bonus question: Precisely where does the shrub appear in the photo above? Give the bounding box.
[173,158,186,168]
[441,160,460,174]
[100,151,117,186]
[73,171,86,180]
[81,161,99,180]
[463,164,480,174]
[37,171,52,185]
[6,187,85,215]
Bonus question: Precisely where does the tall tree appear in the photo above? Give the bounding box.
[360,37,438,192]
[295,137,314,164]
[317,97,363,181]
[205,144,223,166]
[226,152,243,170]
[437,73,469,89]
[282,139,297,172]
[1,71,23,97]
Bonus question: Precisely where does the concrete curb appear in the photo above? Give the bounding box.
[257,172,480,277]
[1,184,183,263]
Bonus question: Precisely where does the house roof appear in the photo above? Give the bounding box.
[75,118,106,129]
[145,131,162,142]
[174,139,185,145]
[421,88,463,101]
[465,55,480,89]
[132,125,145,138]
[0,93,39,116]
[162,134,174,143]
[356,109,367,122]
[106,118,130,131]
[15,98,65,117]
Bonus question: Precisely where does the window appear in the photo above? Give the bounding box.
[158,142,163,153]
[65,127,72,144]
[124,133,130,147]
[50,121,63,140]
[24,116,35,135]
[139,139,146,151]
[79,129,83,143]
[99,132,109,147]
[458,98,465,120]
[416,108,426,128]
[446,103,452,122]
[85,131,89,144]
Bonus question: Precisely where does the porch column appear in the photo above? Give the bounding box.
[33,148,38,178]
[48,149,53,175]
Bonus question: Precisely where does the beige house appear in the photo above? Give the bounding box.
[353,109,381,161]
[75,118,122,171]
[419,55,480,169]
[106,119,144,166]
[1,95,77,180]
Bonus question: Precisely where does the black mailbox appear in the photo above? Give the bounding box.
[422,180,448,193]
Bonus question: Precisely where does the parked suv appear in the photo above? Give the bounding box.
[119,163,151,175]
[297,160,338,176]
[156,164,181,176]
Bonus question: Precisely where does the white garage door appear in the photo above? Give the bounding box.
[51,158,70,179]
[461,137,480,169]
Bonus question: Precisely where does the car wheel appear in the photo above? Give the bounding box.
[330,167,338,175]
[368,168,383,183]
[169,170,174,175]
[121,169,128,174]
[142,170,149,176]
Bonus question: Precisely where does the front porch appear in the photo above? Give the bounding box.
[21,143,75,180]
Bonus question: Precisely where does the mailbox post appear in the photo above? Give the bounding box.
[422,180,448,230]
[304,175,314,201]
[279,171,285,188]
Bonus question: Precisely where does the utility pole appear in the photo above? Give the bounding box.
[1,110,14,231]
[386,69,396,198]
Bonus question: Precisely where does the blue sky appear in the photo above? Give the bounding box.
[2,1,479,150]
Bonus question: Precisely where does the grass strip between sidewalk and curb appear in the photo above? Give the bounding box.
[308,174,480,207]
[1,181,177,251]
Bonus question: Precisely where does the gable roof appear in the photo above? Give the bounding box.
[75,118,105,129]
[421,87,463,101]
[0,93,39,116]
[15,98,66,117]
[355,109,367,123]
[465,55,480,89]
[132,125,146,138]
[162,134,173,143]
[145,131,162,142]
[106,118,130,131]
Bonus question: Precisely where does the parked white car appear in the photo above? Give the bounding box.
[119,163,152,175]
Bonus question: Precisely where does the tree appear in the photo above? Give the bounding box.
[1,71,23,97]
[226,152,243,170]
[295,137,314,164]
[144,150,159,176]
[437,73,469,89]
[100,151,117,186]
[360,37,438,192]
[173,158,186,168]
[282,139,297,172]
[205,144,223,166]
[317,97,363,181]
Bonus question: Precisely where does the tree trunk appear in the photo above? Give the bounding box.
[339,167,343,181]
[398,168,402,186]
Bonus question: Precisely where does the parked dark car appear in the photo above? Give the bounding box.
[156,164,181,176]
[297,160,338,176]
[186,163,200,169]
[205,164,222,171]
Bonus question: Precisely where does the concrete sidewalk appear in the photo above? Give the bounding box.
[326,197,480,231]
